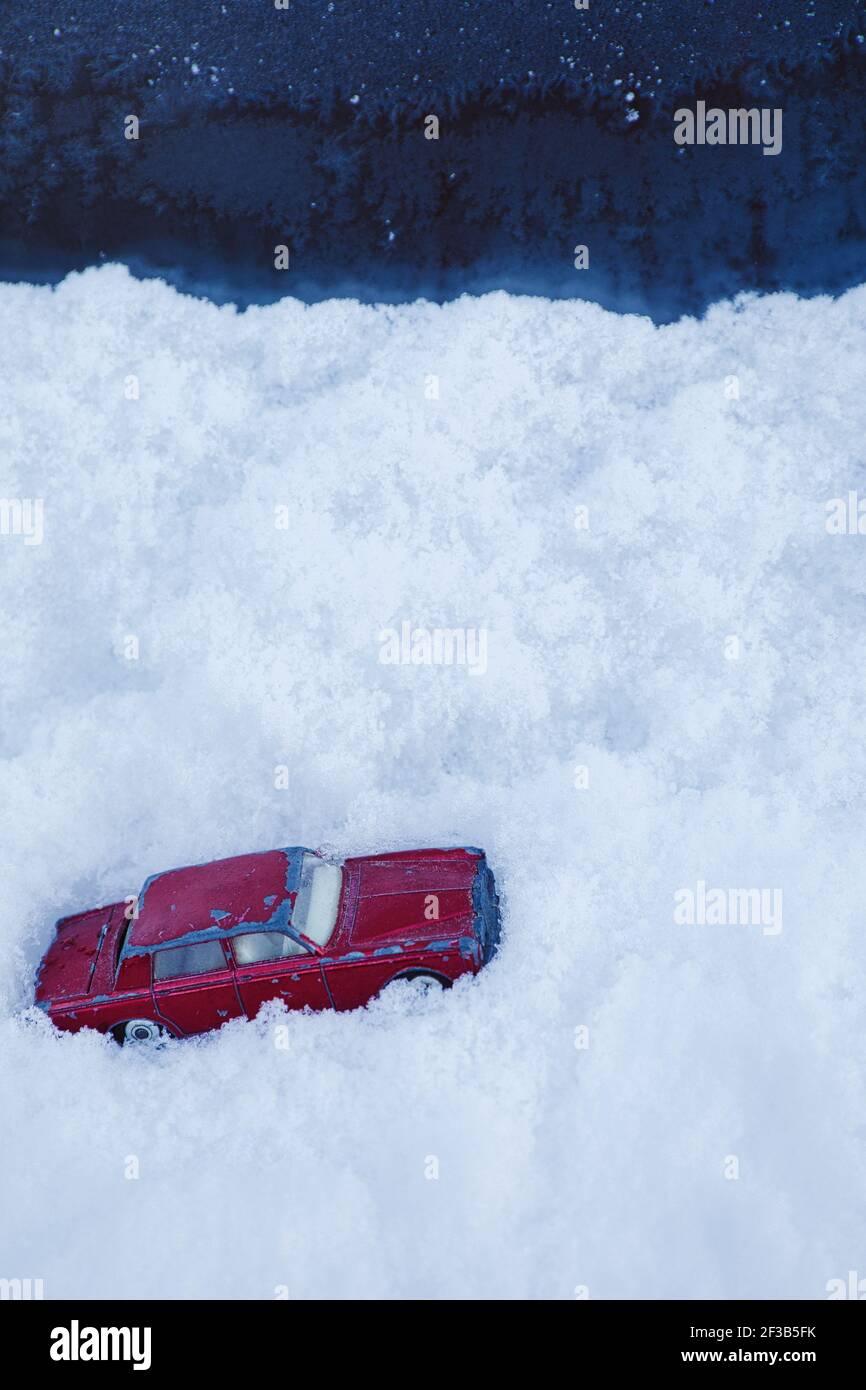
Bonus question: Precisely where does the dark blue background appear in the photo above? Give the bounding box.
[0,1,864,317]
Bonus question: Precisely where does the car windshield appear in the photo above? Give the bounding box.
[292,854,343,946]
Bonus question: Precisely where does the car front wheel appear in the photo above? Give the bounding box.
[386,970,452,996]
[116,1018,167,1046]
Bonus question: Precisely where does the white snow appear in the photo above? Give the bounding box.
[1,265,865,1299]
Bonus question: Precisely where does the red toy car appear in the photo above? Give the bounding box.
[34,846,501,1043]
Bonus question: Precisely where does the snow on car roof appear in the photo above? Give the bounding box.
[125,848,307,954]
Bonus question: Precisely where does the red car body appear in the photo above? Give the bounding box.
[34,846,501,1042]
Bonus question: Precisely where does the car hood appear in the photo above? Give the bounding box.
[342,850,479,948]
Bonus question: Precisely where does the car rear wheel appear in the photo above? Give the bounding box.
[116,1018,166,1046]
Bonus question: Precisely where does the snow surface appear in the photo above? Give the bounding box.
[1,266,865,1299]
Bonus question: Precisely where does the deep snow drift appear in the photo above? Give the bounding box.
[1,267,865,1299]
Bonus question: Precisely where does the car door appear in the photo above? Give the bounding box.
[229,930,331,1018]
[151,938,244,1036]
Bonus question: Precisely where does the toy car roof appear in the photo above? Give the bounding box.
[125,847,307,954]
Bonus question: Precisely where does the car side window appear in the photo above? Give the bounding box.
[232,932,308,965]
[153,940,227,981]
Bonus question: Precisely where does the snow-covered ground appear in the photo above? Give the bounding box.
[1,266,865,1299]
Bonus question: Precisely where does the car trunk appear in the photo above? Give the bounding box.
[35,906,116,1003]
